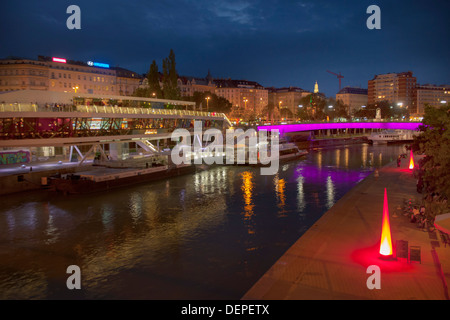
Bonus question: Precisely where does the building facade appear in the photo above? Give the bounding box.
[177,75,215,98]
[268,86,311,116]
[214,79,268,115]
[0,56,142,97]
[368,71,417,110]
[0,58,49,92]
[415,84,450,115]
[336,87,368,115]
[114,67,142,96]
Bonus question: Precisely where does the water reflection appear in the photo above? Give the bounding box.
[344,147,349,168]
[316,149,322,169]
[241,171,255,234]
[362,144,368,168]
[326,175,335,209]
[296,169,306,212]
[273,174,287,215]
[335,149,340,168]
[0,143,408,299]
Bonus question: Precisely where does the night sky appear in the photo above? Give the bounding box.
[1,0,449,97]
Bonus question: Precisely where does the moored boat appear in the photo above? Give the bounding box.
[368,130,415,144]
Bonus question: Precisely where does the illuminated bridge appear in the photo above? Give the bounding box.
[257,121,422,137]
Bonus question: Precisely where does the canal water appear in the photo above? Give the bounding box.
[0,143,408,299]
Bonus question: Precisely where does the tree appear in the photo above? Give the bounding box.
[353,100,410,120]
[297,94,327,121]
[147,60,163,98]
[189,91,232,114]
[279,107,293,120]
[353,107,376,119]
[162,49,180,101]
[262,101,281,123]
[333,99,351,119]
[296,105,312,121]
[412,104,450,198]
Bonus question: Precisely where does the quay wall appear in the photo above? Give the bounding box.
[0,165,93,195]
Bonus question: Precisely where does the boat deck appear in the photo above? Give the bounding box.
[66,165,169,182]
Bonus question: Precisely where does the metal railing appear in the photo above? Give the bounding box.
[0,103,226,119]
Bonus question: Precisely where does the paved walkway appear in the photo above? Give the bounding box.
[243,158,450,300]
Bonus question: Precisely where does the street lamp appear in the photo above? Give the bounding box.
[205,96,210,112]
[72,86,79,93]
[243,98,248,109]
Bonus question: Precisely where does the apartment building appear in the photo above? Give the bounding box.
[368,71,416,110]
[415,84,450,115]
[336,87,368,115]
[0,55,142,96]
[268,86,311,115]
[214,79,268,114]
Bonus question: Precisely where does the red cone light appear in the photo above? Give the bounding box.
[408,149,414,170]
[379,188,393,257]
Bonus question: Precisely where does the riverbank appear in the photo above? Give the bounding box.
[243,156,450,300]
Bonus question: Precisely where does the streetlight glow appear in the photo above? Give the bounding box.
[205,96,211,112]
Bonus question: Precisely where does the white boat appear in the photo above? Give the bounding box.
[225,139,308,165]
[368,130,416,144]
[277,141,308,162]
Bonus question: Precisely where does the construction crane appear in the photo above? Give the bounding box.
[327,70,344,91]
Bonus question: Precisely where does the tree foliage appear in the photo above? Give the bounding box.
[411,104,450,202]
[147,60,163,98]
[296,94,343,121]
[353,100,409,119]
[162,49,180,100]
[134,50,179,101]
[189,91,232,114]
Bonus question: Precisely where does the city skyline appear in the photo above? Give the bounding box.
[1,1,449,97]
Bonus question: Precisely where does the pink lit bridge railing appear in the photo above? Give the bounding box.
[257,121,423,136]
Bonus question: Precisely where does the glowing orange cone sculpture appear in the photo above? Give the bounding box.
[379,188,393,257]
[408,149,414,170]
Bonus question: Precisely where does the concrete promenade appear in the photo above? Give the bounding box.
[243,158,450,300]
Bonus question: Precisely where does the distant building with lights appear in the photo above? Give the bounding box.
[414,84,450,115]
[177,71,215,97]
[213,79,268,115]
[336,87,368,115]
[268,86,311,116]
[0,55,142,96]
[368,71,417,110]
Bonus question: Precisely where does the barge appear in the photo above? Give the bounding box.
[48,163,195,194]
